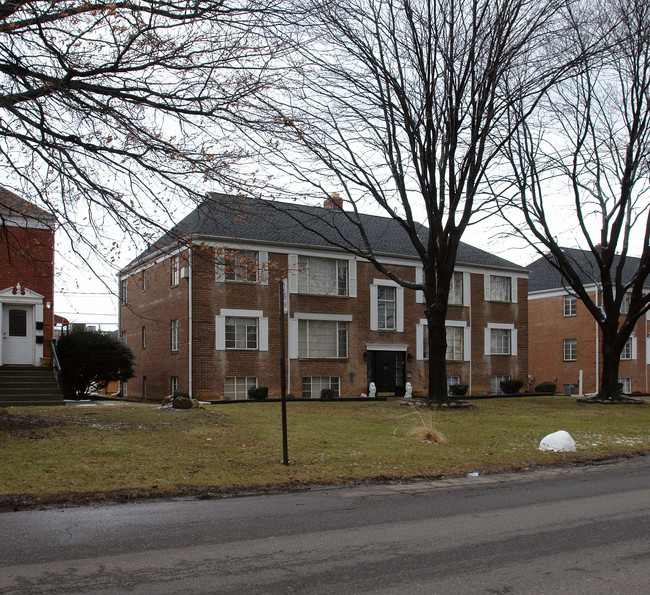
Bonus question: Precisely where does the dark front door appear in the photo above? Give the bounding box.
[369,351,405,396]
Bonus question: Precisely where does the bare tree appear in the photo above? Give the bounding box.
[249,0,576,402]
[504,0,650,402]
[0,0,277,271]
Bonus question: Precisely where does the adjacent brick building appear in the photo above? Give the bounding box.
[528,249,650,395]
[119,194,528,399]
[0,187,56,365]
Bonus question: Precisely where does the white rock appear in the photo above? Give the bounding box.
[539,430,576,452]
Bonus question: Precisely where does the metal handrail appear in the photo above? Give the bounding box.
[50,339,62,390]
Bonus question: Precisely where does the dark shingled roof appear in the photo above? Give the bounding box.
[128,193,525,272]
[528,248,647,292]
[0,186,55,226]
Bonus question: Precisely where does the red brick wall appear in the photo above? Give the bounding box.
[119,249,190,398]
[0,223,55,354]
[120,244,528,399]
[529,292,648,394]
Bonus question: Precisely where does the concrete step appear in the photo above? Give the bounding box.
[0,366,64,405]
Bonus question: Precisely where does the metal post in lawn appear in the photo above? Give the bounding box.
[279,279,289,465]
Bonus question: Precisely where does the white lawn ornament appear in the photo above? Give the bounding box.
[368,382,377,398]
[404,382,413,398]
[539,430,576,452]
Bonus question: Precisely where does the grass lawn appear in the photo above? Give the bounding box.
[1,397,648,506]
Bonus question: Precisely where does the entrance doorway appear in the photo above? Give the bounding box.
[2,305,34,364]
[367,350,405,396]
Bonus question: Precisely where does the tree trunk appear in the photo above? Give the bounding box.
[598,326,623,400]
[426,305,449,404]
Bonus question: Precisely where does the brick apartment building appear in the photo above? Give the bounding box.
[528,249,650,395]
[0,187,56,366]
[119,194,528,400]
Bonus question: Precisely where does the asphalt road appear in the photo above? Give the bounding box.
[1,456,649,594]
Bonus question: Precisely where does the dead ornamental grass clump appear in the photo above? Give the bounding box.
[404,410,448,444]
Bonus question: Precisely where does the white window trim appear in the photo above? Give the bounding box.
[288,254,356,297]
[216,250,269,285]
[370,279,404,332]
[170,319,179,352]
[416,319,470,361]
[415,266,424,303]
[621,336,637,360]
[462,272,471,307]
[484,274,518,303]
[484,322,517,356]
[289,312,352,359]
[171,256,180,286]
[215,308,268,351]
[563,338,577,361]
[224,376,258,400]
[563,294,577,317]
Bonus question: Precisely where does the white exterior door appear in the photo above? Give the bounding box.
[2,305,34,364]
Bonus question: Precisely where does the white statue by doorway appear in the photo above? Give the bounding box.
[404,382,413,398]
[368,382,376,398]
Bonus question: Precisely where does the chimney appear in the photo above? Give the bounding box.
[324,192,343,210]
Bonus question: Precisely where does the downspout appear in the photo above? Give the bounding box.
[468,292,472,395]
[286,279,291,396]
[188,247,193,398]
[595,286,599,393]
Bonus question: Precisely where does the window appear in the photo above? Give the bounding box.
[142,326,146,349]
[298,320,347,358]
[489,275,511,302]
[121,380,128,396]
[142,376,147,398]
[216,309,268,351]
[621,337,634,359]
[618,377,632,393]
[446,326,464,361]
[8,310,26,337]
[621,293,631,314]
[121,279,128,305]
[171,376,179,394]
[446,376,460,395]
[563,338,577,361]
[170,319,179,351]
[490,375,511,395]
[298,256,348,296]
[371,281,403,332]
[224,376,257,400]
[225,317,258,349]
[377,286,396,330]
[141,270,146,292]
[490,329,511,355]
[224,250,258,283]
[121,330,127,344]
[449,272,464,305]
[302,376,340,399]
[171,256,180,286]
[418,321,468,361]
[563,294,577,316]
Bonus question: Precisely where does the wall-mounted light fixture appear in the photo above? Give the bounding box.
[407,353,413,362]
[363,351,368,361]
[45,301,51,309]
